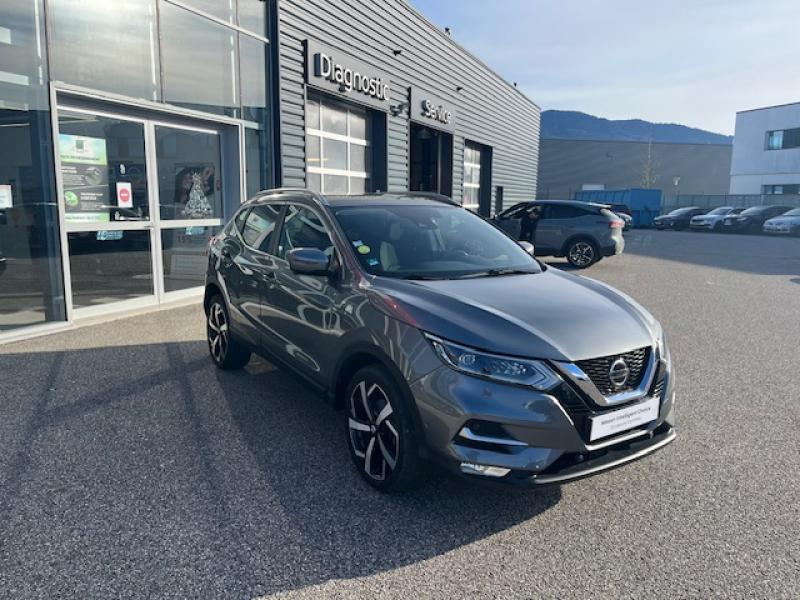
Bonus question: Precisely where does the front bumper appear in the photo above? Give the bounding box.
[762,225,793,235]
[411,354,675,487]
[721,220,752,232]
[689,220,713,230]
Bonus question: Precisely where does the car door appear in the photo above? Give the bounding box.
[263,202,344,385]
[492,202,528,239]
[534,204,574,252]
[222,202,283,349]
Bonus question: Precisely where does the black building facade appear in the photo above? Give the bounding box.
[0,0,540,341]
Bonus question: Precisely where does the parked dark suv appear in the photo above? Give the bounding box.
[204,190,675,492]
[491,200,625,268]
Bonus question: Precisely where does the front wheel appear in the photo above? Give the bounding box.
[206,294,251,370]
[565,239,599,269]
[344,365,421,492]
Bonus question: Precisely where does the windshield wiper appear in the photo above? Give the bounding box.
[453,268,537,279]
[400,273,444,281]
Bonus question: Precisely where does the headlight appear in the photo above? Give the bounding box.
[424,334,560,390]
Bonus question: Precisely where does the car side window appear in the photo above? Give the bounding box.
[241,203,282,254]
[277,205,335,259]
[500,203,528,219]
[546,205,586,219]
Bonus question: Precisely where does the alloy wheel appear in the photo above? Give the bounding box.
[347,380,400,481]
[569,241,595,267]
[207,302,229,364]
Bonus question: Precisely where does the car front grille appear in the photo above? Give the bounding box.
[576,347,650,396]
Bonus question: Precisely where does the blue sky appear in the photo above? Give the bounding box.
[410,0,800,135]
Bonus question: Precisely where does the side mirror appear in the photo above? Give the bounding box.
[287,247,330,276]
[518,240,535,256]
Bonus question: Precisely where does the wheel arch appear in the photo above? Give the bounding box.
[330,342,426,442]
[204,282,223,313]
[561,234,599,256]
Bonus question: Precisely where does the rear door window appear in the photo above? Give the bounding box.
[545,205,590,219]
[241,204,282,254]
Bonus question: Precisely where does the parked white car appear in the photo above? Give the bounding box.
[762,208,800,236]
[689,206,744,232]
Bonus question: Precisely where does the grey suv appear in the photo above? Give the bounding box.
[205,190,675,492]
[492,200,625,268]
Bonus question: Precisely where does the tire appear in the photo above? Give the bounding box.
[565,238,599,269]
[344,365,421,492]
[712,222,722,232]
[206,294,251,370]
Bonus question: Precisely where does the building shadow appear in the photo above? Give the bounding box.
[0,340,560,598]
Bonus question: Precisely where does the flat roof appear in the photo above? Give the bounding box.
[736,100,800,114]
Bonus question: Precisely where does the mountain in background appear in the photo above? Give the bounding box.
[541,110,733,145]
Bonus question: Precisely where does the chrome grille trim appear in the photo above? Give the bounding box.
[566,346,657,407]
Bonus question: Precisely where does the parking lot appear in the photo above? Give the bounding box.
[1,230,798,599]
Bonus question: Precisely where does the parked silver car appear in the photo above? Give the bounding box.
[762,207,800,235]
[492,200,626,268]
[689,206,744,231]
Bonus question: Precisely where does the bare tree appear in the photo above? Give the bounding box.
[641,140,658,188]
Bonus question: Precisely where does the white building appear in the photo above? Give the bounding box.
[730,102,800,194]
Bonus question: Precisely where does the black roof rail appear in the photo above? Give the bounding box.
[248,188,460,207]
[400,191,460,206]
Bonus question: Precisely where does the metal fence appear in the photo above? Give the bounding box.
[662,194,800,212]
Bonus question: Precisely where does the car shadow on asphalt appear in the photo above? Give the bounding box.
[0,340,560,597]
[213,353,562,594]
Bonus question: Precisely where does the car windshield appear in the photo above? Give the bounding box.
[332,203,541,279]
[740,206,767,216]
[708,207,732,215]
[667,208,696,216]
[780,208,800,216]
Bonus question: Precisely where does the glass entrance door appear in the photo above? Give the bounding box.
[153,123,223,296]
[56,106,230,317]
[58,108,157,314]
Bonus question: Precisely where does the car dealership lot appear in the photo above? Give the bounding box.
[0,231,798,599]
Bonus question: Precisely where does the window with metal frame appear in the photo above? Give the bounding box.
[305,95,371,195]
[462,143,481,211]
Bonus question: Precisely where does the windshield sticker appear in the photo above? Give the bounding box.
[357,244,371,255]
[367,258,379,266]
[352,240,364,247]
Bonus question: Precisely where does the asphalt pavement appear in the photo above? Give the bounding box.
[1,230,798,599]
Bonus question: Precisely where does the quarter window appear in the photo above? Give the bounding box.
[306,96,371,195]
[277,205,334,259]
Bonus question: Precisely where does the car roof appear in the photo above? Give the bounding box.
[528,199,610,209]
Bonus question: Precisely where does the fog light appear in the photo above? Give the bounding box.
[460,462,511,477]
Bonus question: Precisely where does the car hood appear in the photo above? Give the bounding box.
[367,268,658,362]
